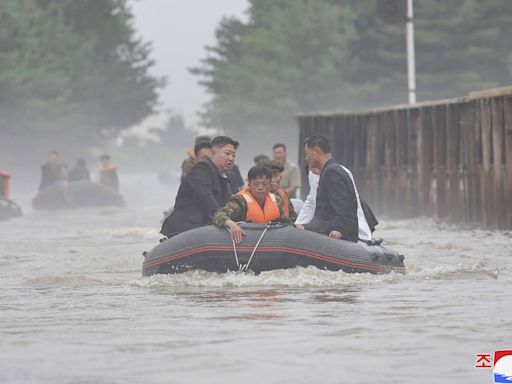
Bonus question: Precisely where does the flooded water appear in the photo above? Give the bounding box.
[1,174,510,383]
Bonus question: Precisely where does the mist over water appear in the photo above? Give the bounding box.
[0,174,509,383]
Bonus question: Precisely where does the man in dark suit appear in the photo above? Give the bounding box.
[161,136,239,238]
[302,134,359,242]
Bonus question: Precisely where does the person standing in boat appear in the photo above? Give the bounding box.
[295,164,321,228]
[213,165,292,243]
[161,136,238,238]
[302,134,363,243]
[181,135,211,178]
[99,154,119,191]
[193,139,211,163]
[297,158,376,241]
[263,160,297,222]
[272,143,301,198]
[38,150,61,191]
[226,163,244,193]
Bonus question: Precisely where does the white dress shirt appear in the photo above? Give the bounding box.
[295,166,372,241]
[295,171,319,225]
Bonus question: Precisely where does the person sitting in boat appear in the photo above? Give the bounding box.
[262,160,297,222]
[69,158,91,182]
[99,154,119,191]
[161,136,238,238]
[302,134,370,243]
[213,165,292,243]
[38,150,61,191]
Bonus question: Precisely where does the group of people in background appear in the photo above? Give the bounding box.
[38,150,119,192]
[161,133,377,245]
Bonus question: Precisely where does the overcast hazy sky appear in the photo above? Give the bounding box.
[130,0,248,127]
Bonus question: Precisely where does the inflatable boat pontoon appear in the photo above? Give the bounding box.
[0,198,22,220]
[143,223,405,276]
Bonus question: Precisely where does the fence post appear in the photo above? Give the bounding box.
[491,97,506,229]
[480,98,496,227]
[446,103,463,222]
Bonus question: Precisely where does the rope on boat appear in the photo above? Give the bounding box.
[231,237,240,268]
[240,222,271,272]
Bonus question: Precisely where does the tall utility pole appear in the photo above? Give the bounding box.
[406,0,416,104]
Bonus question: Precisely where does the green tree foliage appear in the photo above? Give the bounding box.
[0,0,163,163]
[192,0,357,135]
[193,0,512,140]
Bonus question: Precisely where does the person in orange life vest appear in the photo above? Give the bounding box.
[99,154,119,191]
[0,171,11,200]
[213,165,292,243]
[262,160,297,222]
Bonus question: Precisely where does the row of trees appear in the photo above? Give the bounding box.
[193,0,512,141]
[0,0,164,166]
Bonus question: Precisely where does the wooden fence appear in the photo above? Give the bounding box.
[297,87,512,229]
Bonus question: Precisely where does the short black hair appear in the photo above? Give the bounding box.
[272,143,286,151]
[247,165,272,182]
[100,154,111,161]
[304,134,331,153]
[194,135,211,145]
[194,140,211,156]
[211,136,239,149]
[253,154,270,165]
[77,158,87,166]
[263,160,284,173]
[49,150,59,156]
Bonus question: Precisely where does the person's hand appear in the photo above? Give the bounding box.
[296,224,304,230]
[225,220,246,244]
[329,230,342,239]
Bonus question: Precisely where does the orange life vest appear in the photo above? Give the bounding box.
[238,188,280,224]
[0,171,10,199]
[276,189,289,216]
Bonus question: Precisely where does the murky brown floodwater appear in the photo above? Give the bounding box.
[1,174,510,383]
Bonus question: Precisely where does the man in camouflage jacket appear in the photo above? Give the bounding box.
[213,165,293,243]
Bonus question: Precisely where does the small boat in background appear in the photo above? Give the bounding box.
[32,180,125,210]
[0,171,22,220]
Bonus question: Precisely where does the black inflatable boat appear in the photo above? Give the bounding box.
[32,180,125,210]
[0,198,22,220]
[143,223,405,276]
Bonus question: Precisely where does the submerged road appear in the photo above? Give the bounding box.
[1,174,510,383]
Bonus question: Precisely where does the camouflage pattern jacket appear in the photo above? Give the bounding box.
[213,193,293,227]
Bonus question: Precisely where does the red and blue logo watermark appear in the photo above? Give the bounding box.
[475,350,512,383]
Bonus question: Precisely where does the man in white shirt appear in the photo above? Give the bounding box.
[296,136,374,242]
[295,167,320,227]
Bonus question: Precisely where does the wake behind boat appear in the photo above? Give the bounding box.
[142,223,405,276]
